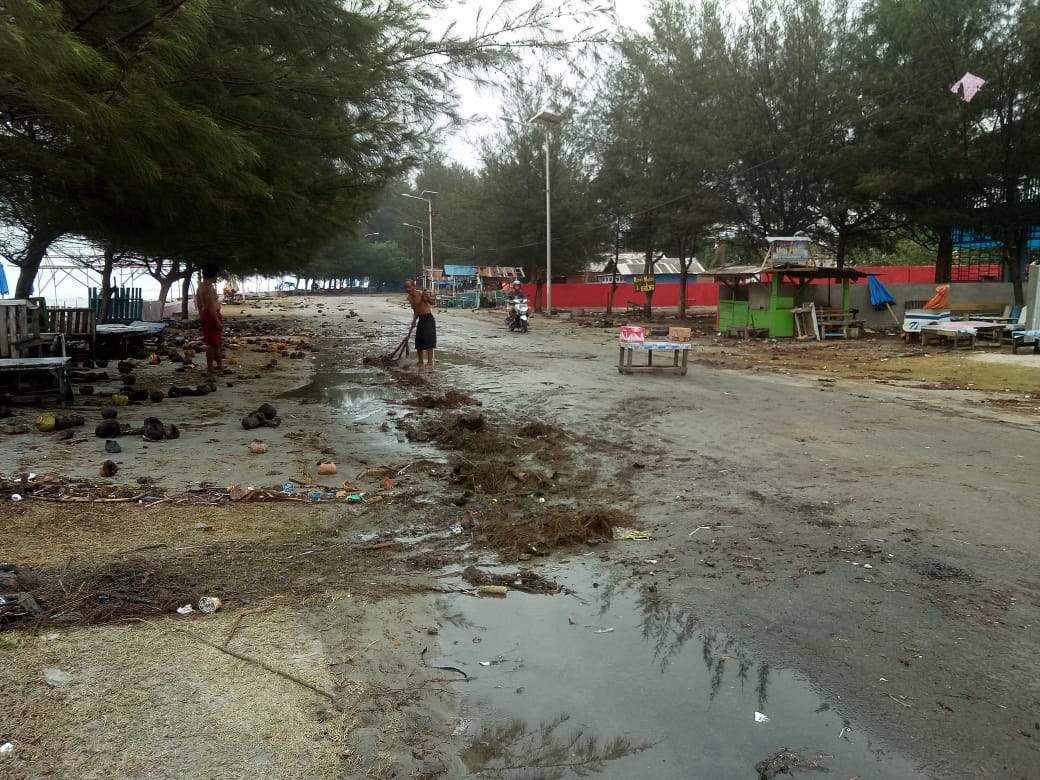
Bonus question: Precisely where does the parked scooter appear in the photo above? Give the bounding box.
[505,294,530,333]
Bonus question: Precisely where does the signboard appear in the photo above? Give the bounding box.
[633,274,656,292]
[770,238,811,262]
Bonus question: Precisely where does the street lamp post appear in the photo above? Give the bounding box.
[402,191,437,291]
[530,110,563,315]
[402,223,424,281]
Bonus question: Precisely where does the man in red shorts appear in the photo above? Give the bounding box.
[195,263,227,375]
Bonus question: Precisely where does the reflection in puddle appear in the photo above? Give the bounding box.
[434,564,925,779]
[461,713,655,780]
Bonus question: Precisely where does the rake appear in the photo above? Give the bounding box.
[388,321,416,361]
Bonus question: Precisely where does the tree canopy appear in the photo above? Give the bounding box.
[5,0,1040,298]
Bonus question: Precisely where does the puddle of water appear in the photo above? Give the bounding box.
[281,368,395,412]
[433,562,926,779]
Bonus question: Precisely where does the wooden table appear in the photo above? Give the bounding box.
[618,341,691,376]
[95,322,165,357]
[0,356,73,404]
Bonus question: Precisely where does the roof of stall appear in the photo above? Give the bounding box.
[700,262,869,282]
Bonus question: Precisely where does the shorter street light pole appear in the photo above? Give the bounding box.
[530,110,562,315]
[402,191,437,291]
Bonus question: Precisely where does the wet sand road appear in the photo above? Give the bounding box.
[417,302,1039,778]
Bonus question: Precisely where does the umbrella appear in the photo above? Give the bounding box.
[0,263,8,296]
[867,275,901,325]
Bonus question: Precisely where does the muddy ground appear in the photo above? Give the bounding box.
[1,294,1038,779]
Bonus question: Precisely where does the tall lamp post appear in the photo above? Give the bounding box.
[530,110,562,315]
[402,190,437,291]
[402,223,425,281]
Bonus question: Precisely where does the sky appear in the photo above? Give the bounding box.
[436,0,651,167]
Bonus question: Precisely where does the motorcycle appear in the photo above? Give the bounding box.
[506,296,530,333]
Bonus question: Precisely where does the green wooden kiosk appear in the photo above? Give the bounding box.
[705,237,868,338]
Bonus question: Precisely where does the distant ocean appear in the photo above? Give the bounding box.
[1,260,286,313]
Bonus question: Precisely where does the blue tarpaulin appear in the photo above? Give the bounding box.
[0,264,9,296]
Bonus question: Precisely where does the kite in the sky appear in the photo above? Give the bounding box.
[951,72,987,102]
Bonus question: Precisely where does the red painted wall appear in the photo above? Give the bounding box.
[528,282,717,309]
[520,266,989,309]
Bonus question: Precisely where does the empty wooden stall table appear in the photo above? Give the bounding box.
[94,321,166,357]
[920,320,1006,348]
[617,340,691,376]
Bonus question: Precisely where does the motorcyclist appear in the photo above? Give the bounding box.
[506,279,526,327]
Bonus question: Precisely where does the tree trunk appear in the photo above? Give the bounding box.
[179,271,193,320]
[835,217,848,269]
[150,258,189,312]
[14,227,61,299]
[1003,227,1026,306]
[934,228,953,283]
[157,261,185,312]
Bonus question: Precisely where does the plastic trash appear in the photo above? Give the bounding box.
[198,596,222,614]
[43,668,72,687]
[0,742,13,754]
[176,604,194,615]
[754,711,770,723]
[612,526,651,541]
[477,584,508,596]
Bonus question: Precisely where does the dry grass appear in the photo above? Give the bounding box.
[0,605,350,779]
[479,505,633,560]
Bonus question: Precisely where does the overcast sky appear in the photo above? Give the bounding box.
[435,0,651,167]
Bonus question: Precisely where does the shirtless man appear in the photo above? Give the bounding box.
[195,263,227,375]
[404,279,436,369]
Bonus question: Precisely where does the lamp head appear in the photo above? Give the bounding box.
[530,110,563,127]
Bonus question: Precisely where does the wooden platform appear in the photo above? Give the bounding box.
[618,342,691,376]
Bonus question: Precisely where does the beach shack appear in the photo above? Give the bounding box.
[704,237,869,339]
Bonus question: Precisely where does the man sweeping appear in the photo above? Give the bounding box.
[404,279,436,370]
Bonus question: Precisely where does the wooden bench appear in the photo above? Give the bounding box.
[0,299,47,359]
[814,307,863,339]
[46,307,97,356]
